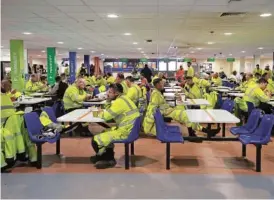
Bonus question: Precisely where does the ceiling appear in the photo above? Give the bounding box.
[1,0,274,59]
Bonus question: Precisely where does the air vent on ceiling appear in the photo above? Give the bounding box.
[228,0,242,3]
[220,12,246,17]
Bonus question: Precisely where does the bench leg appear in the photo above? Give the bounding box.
[242,144,246,157]
[69,122,73,137]
[256,144,262,172]
[166,143,170,170]
[36,144,42,169]
[207,124,212,139]
[130,142,135,155]
[56,139,60,155]
[222,123,226,137]
[125,143,130,170]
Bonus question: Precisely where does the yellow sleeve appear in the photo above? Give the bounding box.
[255,88,270,103]
[25,82,39,92]
[68,88,87,103]
[101,99,124,121]
[126,87,136,102]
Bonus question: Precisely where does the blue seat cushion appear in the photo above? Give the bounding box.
[166,125,181,133]
[230,127,250,135]
[30,133,60,144]
[160,131,183,143]
[239,135,268,145]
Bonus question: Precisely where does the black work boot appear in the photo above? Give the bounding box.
[202,127,221,137]
[95,159,117,169]
[187,128,203,143]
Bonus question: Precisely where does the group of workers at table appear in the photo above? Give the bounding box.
[1,62,274,170]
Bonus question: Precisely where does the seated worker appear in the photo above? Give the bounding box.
[254,72,261,82]
[235,78,271,121]
[106,73,115,84]
[37,75,49,92]
[140,73,148,86]
[235,73,256,92]
[115,73,128,95]
[143,78,220,138]
[125,76,145,109]
[253,64,262,75]
[1,80,37,170]
[47,76,68,100]
[211,73,222,86]
[90,83,140,169]
[184,76,203,99]
[152,72,165,84]
[262,72,274,94]
[96,75,107,92]
[263,65,272,78]
[63,78,92,112]
[25,74,43,94]
[4,80,22,101]
[61,73,68,84]
[193,74,210,90]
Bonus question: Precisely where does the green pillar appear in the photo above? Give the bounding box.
[10,40,25,92]
[47,47,57,85]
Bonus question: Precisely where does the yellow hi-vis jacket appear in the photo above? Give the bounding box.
[121,80,129,95]
[253,68,263,75]
[126,84,145,108]
[7,91,22,100]
[63,84,87,110]
[236,79,257,92]
[266,79,274,93]
[94,95,140,154]
[25,80,41,94]
[201,91,218,109]
[193,77,210,88]
[143,89,202,136]
[184,83,203,99]
[211,77,222,86]
[187,66,194,77]
[106,76,115,84]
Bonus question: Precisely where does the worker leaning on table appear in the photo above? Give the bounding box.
[184,76,204,99]
[90,83,140,169]
[106,72,115,84]
[262,72,274,93]
[125,76,146,109]
[235,73,256,92]
[25,74,43,94]
[143,78,220,139]
[211,73,222,86]
[1,80,37,172]
[63,78,92,112]
[235,78,271,120]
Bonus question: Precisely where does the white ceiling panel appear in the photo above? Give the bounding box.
[158,0,195,6]
[2,0,48,5]
[195,0,229,6]
[45,0,84,6]
[56,6,92,13]
[83,0,122,6]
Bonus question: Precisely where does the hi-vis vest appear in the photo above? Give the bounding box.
[1,93,16,125]
[127,84,145,108]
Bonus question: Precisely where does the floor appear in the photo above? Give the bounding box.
[1,124,274,199]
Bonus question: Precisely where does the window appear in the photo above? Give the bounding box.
[159,61,167,71]
[168,61,176,71]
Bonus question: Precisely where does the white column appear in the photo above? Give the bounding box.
[253,55,261,69]
[239,57,245,73]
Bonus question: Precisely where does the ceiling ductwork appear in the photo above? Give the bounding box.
[220,12,246,17]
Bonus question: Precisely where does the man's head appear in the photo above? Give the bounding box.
[30,74,38,82]
[1,80,11,93]
[265,65,270,70]
[76,78,86,89]
[107,83,123,100]
[255,72,261,79]
[180,65,183,70]
[61,73,66,80]
[96,75,102,80]
[153,78,164,91]
[187,62,192,67]
[40,76,47,83]
[158,72,164,79]
[256,64,260,69]
[245,73,253,81]
[213,73,218,78]
[144,64,148,68]
[55,76,61,83]
[258,78,268,90]
[107,72,112,77]
[125,76,134,87]
[116,73,125,84]
[232,71,237,76]
[140,73,145,79]
[185,76,194,86]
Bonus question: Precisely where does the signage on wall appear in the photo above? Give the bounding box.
[227,58,235,62]
[183,58,196,62]
[207,58,215,62]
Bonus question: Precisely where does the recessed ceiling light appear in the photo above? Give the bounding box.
[90,51,95,53]
[137,48,142,50]
[41,50,45,53]
[57,41,64,44]
[241,51,246,53]
[38,55,41,57]
[58,53,63,55]
[124,33,132,36]
[1,46,4,48]
[224,33,233,36]
[133,42,138,45]
[101,54,104,55]
[107,14,118,18]
[258,47,264,50]
[171,46,178,49]
[78,47,83,50]
[229,53,233,56]
[207,42,215,45]
[260,13,272,17]
[141,51,144,53]
[197,48,202,50]
[22,32,32,35]
[190,51,195,53]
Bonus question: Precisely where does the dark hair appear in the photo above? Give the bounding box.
[31,74,36,78]
[241,74,246,82]
[257,78,268,84]
[256,64,260,67]
[255,72,261,77]
[55,76,61,82]
[187,62,192,65]
[61,73,66,77]
[144,64,148,68]
[117,73,125,80]
[153,78,162,87]
[107,72,112,76]
[126,76,134,82]
[262,73,269,79]
[185,76,193,80]
[40,76,46,81]
[109,83,123,93]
